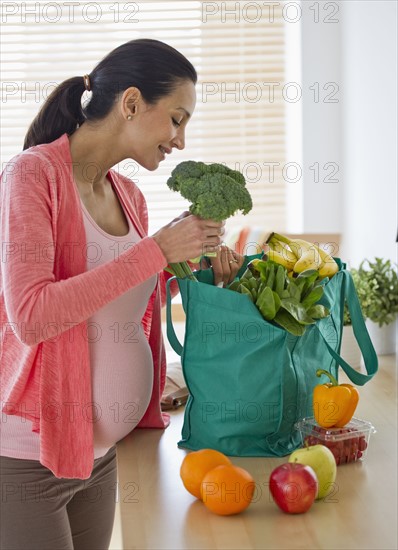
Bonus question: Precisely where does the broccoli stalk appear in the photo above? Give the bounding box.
[166,161,253,280]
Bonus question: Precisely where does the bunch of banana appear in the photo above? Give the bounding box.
[266,232,339,279]
[228,258,330,336]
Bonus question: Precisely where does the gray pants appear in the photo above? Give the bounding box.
[0,446,117,550]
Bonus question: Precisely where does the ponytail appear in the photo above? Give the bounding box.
[23,39,197,150]
[23,77,86,150]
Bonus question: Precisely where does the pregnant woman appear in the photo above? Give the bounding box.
[0,38,243,549]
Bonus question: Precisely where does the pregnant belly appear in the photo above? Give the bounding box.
[89,326,154,459]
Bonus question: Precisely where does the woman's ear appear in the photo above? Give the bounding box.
[121,86,142,119]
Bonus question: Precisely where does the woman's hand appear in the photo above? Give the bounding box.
[152,211,225,264]
[201,245,245,287]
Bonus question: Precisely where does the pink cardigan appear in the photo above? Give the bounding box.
[0,133,176,479]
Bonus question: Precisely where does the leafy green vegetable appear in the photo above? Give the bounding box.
[166,161,253,280]
[167,161,253,222]
[229,257,330,335]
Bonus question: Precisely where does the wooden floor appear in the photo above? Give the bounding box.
[114,354,397,550]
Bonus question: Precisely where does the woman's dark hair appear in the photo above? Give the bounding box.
[23,39,197,150]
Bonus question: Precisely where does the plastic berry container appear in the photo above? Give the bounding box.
[295,417,376,465]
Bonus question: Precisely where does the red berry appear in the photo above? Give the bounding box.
[350,437,359,452]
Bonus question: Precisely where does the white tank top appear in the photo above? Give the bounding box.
[0,195,157,460]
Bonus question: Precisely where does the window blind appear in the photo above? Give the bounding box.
[1,0,288,236]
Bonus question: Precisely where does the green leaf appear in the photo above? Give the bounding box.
[256,286,276,320]
[293,277,307,300]
[265,264,276,290]
[272,291,282,314]
[307,304,330,319]
[241,268,252,280]
[301,286,324,309]
[296,268,319,279]
[300,271,320,299]
[251,260,268,279]
[248,277,259,291]
[280,298,316,325]
[274,309,306,336]
[240,285,254,302]
[281,289,290,299]
[274,265,286,297]
[288,282,301,301]
[227,280,241,292]
[240,279,251,290]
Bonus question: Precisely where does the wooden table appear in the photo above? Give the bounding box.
[116,355,397,550]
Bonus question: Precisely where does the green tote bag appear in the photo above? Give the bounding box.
[166,255,378,457]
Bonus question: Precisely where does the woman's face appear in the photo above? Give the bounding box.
[121,80,196,171]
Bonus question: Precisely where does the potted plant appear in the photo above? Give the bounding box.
[345,258,398,356]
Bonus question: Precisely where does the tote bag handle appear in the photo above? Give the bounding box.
[317,271,378,386]
[166,277,183,356]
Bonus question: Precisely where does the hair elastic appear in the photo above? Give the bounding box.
[83,74,91,92]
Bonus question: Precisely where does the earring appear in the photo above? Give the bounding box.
[127,115,132,120]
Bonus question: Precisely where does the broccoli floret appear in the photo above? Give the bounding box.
[166,161,253,222]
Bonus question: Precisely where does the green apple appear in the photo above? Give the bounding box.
[289,444,337,500]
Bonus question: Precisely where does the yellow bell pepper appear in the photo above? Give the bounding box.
[313,369,359,428]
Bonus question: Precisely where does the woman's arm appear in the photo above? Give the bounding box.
[0,157,168,346]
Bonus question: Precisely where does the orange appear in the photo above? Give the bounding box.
[200,464,255,516]
[180,449,231,500]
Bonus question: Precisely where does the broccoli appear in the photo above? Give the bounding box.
[166,161,252,222]
[165,161,253,281]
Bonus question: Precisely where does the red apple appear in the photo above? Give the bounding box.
[269,463,318,514]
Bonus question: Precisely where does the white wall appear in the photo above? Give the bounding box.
[300,0,343,235]
[340,0,397,267]
[300,0,397,267]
